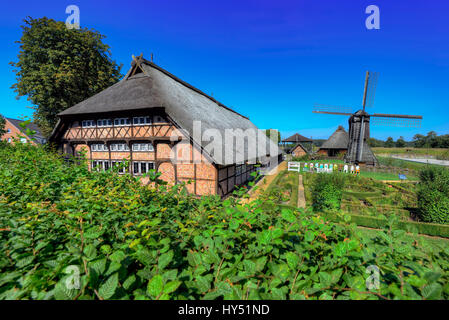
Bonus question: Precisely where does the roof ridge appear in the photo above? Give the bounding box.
[139,58,249,120]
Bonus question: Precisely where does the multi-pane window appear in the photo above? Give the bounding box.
[133,116,151,125]
[133,162,155,175]
[91,144,108,152]
[114,118,131,126]
[111,161,127,174]
[82,120,96,128]
[132,143,154,152]
[97,119,112,127]
[110,143,130,151]
[92,160,109,171]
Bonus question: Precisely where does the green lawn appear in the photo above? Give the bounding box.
[359,170,418,181]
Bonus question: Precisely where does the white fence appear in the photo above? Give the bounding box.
[287,162,361,174]
[287,162,301,172]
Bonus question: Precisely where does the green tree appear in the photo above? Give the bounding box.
[0,115,5,137]
[10,17,123,137]
[385,136,395,148]
[396,136,406,148]
[413,134,426,148]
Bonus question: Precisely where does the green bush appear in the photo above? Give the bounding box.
[1,143,449,300]
[417,167,449,224]
[312,174,347,212]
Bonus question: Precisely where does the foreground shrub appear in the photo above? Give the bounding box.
[1,143,449,300]
[417,166,449,224]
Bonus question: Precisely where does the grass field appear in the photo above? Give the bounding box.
[359,170,418,181]
[372,147,448,156]
[376,156,441,171]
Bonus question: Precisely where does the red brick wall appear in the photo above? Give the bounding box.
[2,119,36,145]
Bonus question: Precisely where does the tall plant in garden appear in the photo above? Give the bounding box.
[417,166,449,224]
[10,17,122,137]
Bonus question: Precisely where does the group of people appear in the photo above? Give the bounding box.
[291,162,361,175]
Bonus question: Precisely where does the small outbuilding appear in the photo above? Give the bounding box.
[289,143,308,158]
[318,126,349,157]
[281,133,313,154]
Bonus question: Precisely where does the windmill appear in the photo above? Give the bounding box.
[313,71,423,166]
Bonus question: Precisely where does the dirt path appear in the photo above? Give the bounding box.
[297,174,306,208]
[246,161,287,202]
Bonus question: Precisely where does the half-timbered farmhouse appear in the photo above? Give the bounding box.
[49,55,280,197]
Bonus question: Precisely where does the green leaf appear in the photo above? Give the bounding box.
[195,276,211,293]
[98,273,118,300]
[123,275,137,291]
[109,250,126,263]
[304,230,315,242]
[158,250,174,270]
[147,274,164,298]
[422,283,442,300]
[281,208,296,223]
[163,280,182,294]
[54,280,78,300]
[285,252,299,270]
[255,256,267,272]
[83,244,97,260]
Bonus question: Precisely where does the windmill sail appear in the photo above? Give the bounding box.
[371,113,422,128]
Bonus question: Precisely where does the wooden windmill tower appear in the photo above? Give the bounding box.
[313,71,423,166]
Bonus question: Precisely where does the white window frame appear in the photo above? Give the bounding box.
[133,116,152,126]
[82,120,96,128]
[97,119,112,127]
[114,118,130,127]
[133,161,155,175]
[110,143,129,151]
[91,144,108,152]
[132,143,154,152]
[92,160,110,172]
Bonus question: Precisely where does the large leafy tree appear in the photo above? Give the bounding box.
[385,136,395,148]
[0,115,6,137]
[10,17,123,137]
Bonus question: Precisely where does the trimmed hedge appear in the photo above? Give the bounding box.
[322,211,449,239]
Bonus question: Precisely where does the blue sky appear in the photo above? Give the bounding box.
[1,0,448,140]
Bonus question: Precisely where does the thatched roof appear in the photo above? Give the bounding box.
[319,126,349,150]
[51,56,280,165]
[282,133,312,143]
